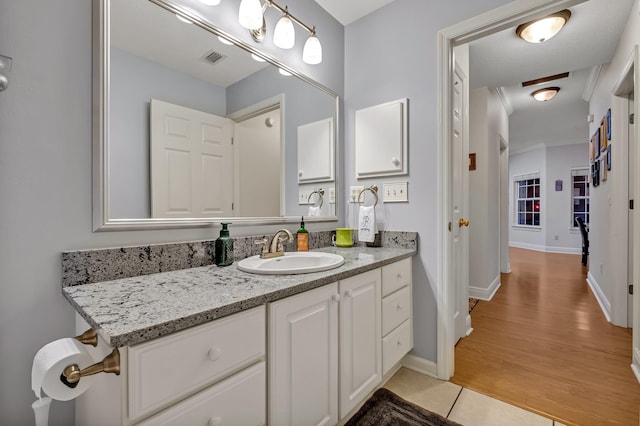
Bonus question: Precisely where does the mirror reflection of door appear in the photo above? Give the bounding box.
[233,108,281,217]
[150,99,233,218]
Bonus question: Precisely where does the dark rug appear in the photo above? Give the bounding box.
[345,388,463,426]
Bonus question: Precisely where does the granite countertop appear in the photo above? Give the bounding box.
[63,246,415,348]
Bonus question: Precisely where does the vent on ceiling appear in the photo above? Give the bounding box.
[201,50,226,65]
[522,72,569,87]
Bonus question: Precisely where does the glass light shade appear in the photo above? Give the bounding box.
[239,0,263,30]
[516,10,571,43]
[200,0,221,5]
[273,15,295,49]
[531,87,560,102]
[303,34,322,64]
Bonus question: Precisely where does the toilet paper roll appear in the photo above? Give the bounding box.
[32,338,95,401]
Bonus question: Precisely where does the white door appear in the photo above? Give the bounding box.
[339,269,382,418]
[629,92,636,327]
[452,64,470,343]
[632,46,640,383]
[150,99,233,218]
[269,283,339,426]
[233,109,281,217]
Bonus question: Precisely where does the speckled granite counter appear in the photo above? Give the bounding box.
[63,246,415,348]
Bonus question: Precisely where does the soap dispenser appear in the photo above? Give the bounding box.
[297,217,309,252]
[214,223,233,266]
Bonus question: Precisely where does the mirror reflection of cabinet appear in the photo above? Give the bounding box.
[355,99,408,179]
[298,118,335,183]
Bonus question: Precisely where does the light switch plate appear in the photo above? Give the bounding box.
[328,188,336,204]
[299,189,313,205]
[383,182,408,202]
[349,186,364,203]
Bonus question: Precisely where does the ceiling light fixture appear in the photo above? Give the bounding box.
[516,9,571,43]
[531,87,560,102]
[238,0,322,64]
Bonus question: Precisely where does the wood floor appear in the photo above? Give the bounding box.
[451,247,640,426]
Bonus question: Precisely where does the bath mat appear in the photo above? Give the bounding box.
[345,388,462,426]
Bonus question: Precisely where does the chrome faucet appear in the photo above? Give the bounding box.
[255,229,294,258]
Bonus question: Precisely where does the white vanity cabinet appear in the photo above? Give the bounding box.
[381,258,413,375]
[76,306,266,425]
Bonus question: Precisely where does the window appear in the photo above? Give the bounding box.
[571,168,590,227]
[515,174,540,226]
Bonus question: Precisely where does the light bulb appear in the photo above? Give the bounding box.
[303,34,322,64]
[273,15,295,49]
[239,0,263,30]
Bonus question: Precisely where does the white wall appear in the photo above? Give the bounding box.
[587,0,640,325]
[508,144,587,254]
[344,0,515,362]
[0,1,344,424]
[468,87,508,299]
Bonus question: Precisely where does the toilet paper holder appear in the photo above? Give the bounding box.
[60,348,120,389]
[74,328,98,347]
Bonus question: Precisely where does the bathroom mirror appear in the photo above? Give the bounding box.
[93,0,339,230]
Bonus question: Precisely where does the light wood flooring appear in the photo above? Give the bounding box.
[451,247,640,426]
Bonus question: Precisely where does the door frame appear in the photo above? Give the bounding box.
[436,0,588,379]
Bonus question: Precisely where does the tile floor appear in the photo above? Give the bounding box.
[384,367,567,426]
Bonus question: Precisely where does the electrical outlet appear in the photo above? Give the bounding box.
[350,186,364,203]
[383,182,409,202]
[328,188,336,204]
[299,189,313,205]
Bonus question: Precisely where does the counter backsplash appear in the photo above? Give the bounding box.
[62,231,417,287]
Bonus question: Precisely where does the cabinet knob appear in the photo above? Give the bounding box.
[207,347,222,361]
[397,273,402,279]
[332,294,340,303]
[397,339,402,347]
[208,417,222,426]
[298,170,303,177]
[391,157,400,166]
[345,290,353,298]
[396,304,402,311]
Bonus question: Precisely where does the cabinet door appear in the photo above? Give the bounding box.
[269,283,339,426]
[339,269,382,418]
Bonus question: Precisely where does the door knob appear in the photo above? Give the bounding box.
[458,218,469,227]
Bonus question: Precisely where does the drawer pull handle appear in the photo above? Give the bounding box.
[332,294,341,303]
[207,347,222,362]
[396,304,402,311]
[208,417,222,426]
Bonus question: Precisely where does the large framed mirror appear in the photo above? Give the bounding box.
[93,0,339,230]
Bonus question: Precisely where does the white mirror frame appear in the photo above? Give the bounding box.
[92,0,340,231]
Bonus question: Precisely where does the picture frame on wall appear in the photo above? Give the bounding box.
[607,145,612,170]
[590,135,595,161]
[600,121,608,152]
[606,108,611,140]
[595,128,601,155]
[601,156,607,181]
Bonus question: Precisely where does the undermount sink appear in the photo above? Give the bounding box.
[237,252,344,275]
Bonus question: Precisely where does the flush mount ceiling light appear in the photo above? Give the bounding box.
[516,9,571,43]
[238,0,322,64]
[531,87,560,102]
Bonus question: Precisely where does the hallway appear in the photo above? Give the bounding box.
[451,247,640,425]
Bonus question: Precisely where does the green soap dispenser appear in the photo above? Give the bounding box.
[214,223,233,266]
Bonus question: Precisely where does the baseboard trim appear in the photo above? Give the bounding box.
[632,348,640,384]
[586,272,612,322]
[465,314,473,337]
[469,275,501,301]
[402,354,438,378]
[508,242,581,254]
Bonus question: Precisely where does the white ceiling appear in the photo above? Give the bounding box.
[313,0,395,25]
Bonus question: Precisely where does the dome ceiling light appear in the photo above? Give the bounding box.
[531,87,560,102]
[516,9,571,43]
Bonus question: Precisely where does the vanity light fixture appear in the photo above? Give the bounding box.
[531,87,560,102]
[238,0,322,64]
[516,9,571,43]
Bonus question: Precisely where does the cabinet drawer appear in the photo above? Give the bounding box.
[129,306,265,421]
[136,361,266,426]
[382,319,412,375]
[382,286,411,336]
[382,258,412,297]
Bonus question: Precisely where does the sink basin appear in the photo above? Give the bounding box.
[237,252,344,275]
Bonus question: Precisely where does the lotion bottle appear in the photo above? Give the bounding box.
[214,223,233,266]
[297,217,309,252]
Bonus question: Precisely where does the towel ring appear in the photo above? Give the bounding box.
[357,185,378,207]
[308,189,325,208]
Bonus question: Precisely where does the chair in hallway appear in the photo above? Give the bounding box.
[575,217,589,266]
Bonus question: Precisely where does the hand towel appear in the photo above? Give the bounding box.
[358,205,377,243]
[308,205,321,217]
